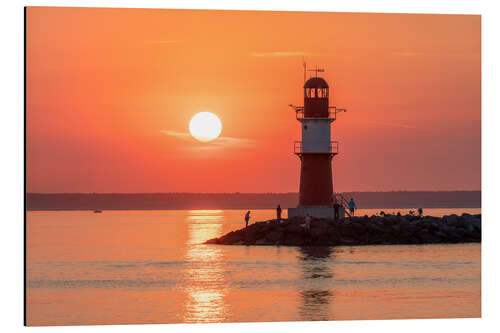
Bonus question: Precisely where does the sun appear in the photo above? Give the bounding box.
[189,112,222,142]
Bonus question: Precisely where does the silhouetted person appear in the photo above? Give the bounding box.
[333,199,340,221]
[277,205,282,220]
[418,208,423,217]
[301,214,311,233]
[348,198,356,216]
[245,210,250,228]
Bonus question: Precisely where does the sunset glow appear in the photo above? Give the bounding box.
[26,8,481,193]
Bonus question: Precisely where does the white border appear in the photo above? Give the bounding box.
[2,0,499,332]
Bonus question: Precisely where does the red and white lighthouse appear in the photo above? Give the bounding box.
[288,68,346,218]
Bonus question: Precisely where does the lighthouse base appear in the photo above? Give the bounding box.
[288,206,345,220]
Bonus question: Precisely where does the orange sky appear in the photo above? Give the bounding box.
[26,7,481,193]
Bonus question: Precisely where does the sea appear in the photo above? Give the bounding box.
[26,208,481,326]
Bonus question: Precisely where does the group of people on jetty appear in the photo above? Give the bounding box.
[243,197,360,229]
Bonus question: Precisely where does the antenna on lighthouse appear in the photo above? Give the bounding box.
[303,57,307,83]
[308,66,325,78]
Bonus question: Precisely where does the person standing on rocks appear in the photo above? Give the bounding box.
[245,210,251,228]
[348,198,356,216]
[333,199,340,221]
[277,205,282,220]
[301,214,311,232]
[418,208,423,217]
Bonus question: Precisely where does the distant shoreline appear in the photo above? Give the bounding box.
[26,207,483,212]
[26,191,481,211]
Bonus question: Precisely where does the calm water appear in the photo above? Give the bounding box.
[26,208,481,326]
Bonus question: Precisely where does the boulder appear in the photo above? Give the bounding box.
[464,229,479,240]
[285,223,303,234]
[391,224,401,236]
[205,237,220,244]
[338,236,358,245]
[418,233,441,244]
[403,222,418,235]
[433,230,448,239]
[398,230,413,243]
[310,227,330,245]
[373,222,393,234]
[279,220,291,227]
[310,226,326,237]
[255,238,272,245]
[220,231,242,244]
[383,215,400,226]
[341,225,359,238]
[266,229,284,243]
[327,227,340,243]
[454,227,466,238]
[350,222,367,235]
[310,219,326,229]
[242,229,259,244]
[471,218,481,230]
[444,214,459,226]
[456,217,470,229]
[418,218,434,229]
[349,216,363,223]
[283,234,305,246]
[368,233,393,245]
[465,223,475,233]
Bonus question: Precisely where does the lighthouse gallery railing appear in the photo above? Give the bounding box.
[295,107,346,121]
[294,141,339,154]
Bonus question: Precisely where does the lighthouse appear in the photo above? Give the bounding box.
[288,67,346,219]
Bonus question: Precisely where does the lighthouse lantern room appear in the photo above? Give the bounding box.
[288,67,347,219]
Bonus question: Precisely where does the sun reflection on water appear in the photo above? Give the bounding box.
[182,210,229,323]
[298,246,334,321]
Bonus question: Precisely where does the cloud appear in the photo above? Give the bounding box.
[203,136,256,148]
[161,130,256,149]
[161,130,191,139]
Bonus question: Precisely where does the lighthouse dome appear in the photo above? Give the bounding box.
[304,77,329,89]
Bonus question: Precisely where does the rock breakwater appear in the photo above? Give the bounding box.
[205,213,481,246]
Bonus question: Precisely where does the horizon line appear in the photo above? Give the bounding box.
[27,190,482,195]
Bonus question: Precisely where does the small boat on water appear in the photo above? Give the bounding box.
[94,210,102,213]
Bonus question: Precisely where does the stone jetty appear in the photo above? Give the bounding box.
[205,213,481,246]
